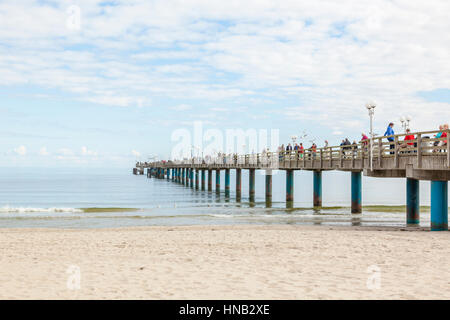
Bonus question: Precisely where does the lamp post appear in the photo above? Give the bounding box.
[365,101,376,171]
[291,135,297,145]
[400,115,411,132]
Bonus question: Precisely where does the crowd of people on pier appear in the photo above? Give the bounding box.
[147,122,448,166]
[274,121,449,160]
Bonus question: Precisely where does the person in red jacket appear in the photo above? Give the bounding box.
[399,128,415,153]
[404,129,415,146]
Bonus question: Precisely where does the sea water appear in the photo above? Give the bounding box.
[0,167,445,229]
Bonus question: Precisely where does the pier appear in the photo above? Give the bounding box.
[136,130,449,231]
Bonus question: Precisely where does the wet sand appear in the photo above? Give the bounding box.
[0,225,449,299]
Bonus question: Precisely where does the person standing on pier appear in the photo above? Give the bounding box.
[384,122,395,154]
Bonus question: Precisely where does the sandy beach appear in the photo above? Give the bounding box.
[0,225,449,300]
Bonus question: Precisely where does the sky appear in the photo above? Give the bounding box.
[0,0,449,167]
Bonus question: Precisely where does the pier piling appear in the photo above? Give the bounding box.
[225,169,230,197]
[406,178,420,225]
[195,169,199,190]
[216,169,220,193]
[236,169,242,202]
[286,170,294,205]
[351,171,362,214]
[190,168,194,188]
[201,170,205,190]
[249,169,255,203]
[313,171,322,207]
[265,170,272,207]
[208,169,212,191]
[431,181,448,231]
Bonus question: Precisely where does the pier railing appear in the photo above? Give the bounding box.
[139,129,449,171]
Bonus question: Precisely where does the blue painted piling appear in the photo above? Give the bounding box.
[216,169,220,193]
[189,168,194,188]
[225,169,230,197]
[265,170,272,207]
[236,169,242,201]
[313,170,322,207]
[431,181,448,231]
[249,169,255,202]
[201,170,205,190]
[351,171,362,214]
[406,178,420,225]
[208,169,212,191]
[195,169,199,189]
[286,170,294,203]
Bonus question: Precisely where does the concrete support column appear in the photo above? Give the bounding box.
[201,170,206,190]
[265,170,272,206]
[190,168,194,188]
[431,181,448,231]
[195,169,199,190]
[225,169,230,197]
[216,170,221,193]
[236,169,242,202]
[181,168,185,184]
[406,178,420,226]
[167,169,170,180]
[313,171,322,207]
[286,170,294,204]
[208,169,212,191]
[249,169,255,203]
[351,171,362,214]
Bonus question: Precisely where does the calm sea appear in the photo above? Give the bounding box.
[0,167,444,229]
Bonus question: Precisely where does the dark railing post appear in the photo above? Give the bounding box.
[417,133,422,169]
[394,136,399,168]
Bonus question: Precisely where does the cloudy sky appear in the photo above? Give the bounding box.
[1,0,449,167]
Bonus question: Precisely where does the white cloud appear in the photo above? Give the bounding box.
[14,145,27,156]
[170,104,192,111]
[39,147,50,156]
[0,0,449,128]
[58,148,74,156]
[131,150,141,158]
[81,146,98,157]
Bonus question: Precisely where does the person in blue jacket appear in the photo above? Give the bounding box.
[384,122,395,154]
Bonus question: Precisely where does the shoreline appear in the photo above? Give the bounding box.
[1,224,449,299]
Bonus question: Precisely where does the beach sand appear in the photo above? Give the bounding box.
[0,225,449,300]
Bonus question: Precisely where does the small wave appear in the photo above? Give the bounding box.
[0,206,83,213]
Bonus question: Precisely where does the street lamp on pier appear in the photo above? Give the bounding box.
[365,101,376,171]
[399,115,411,132]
